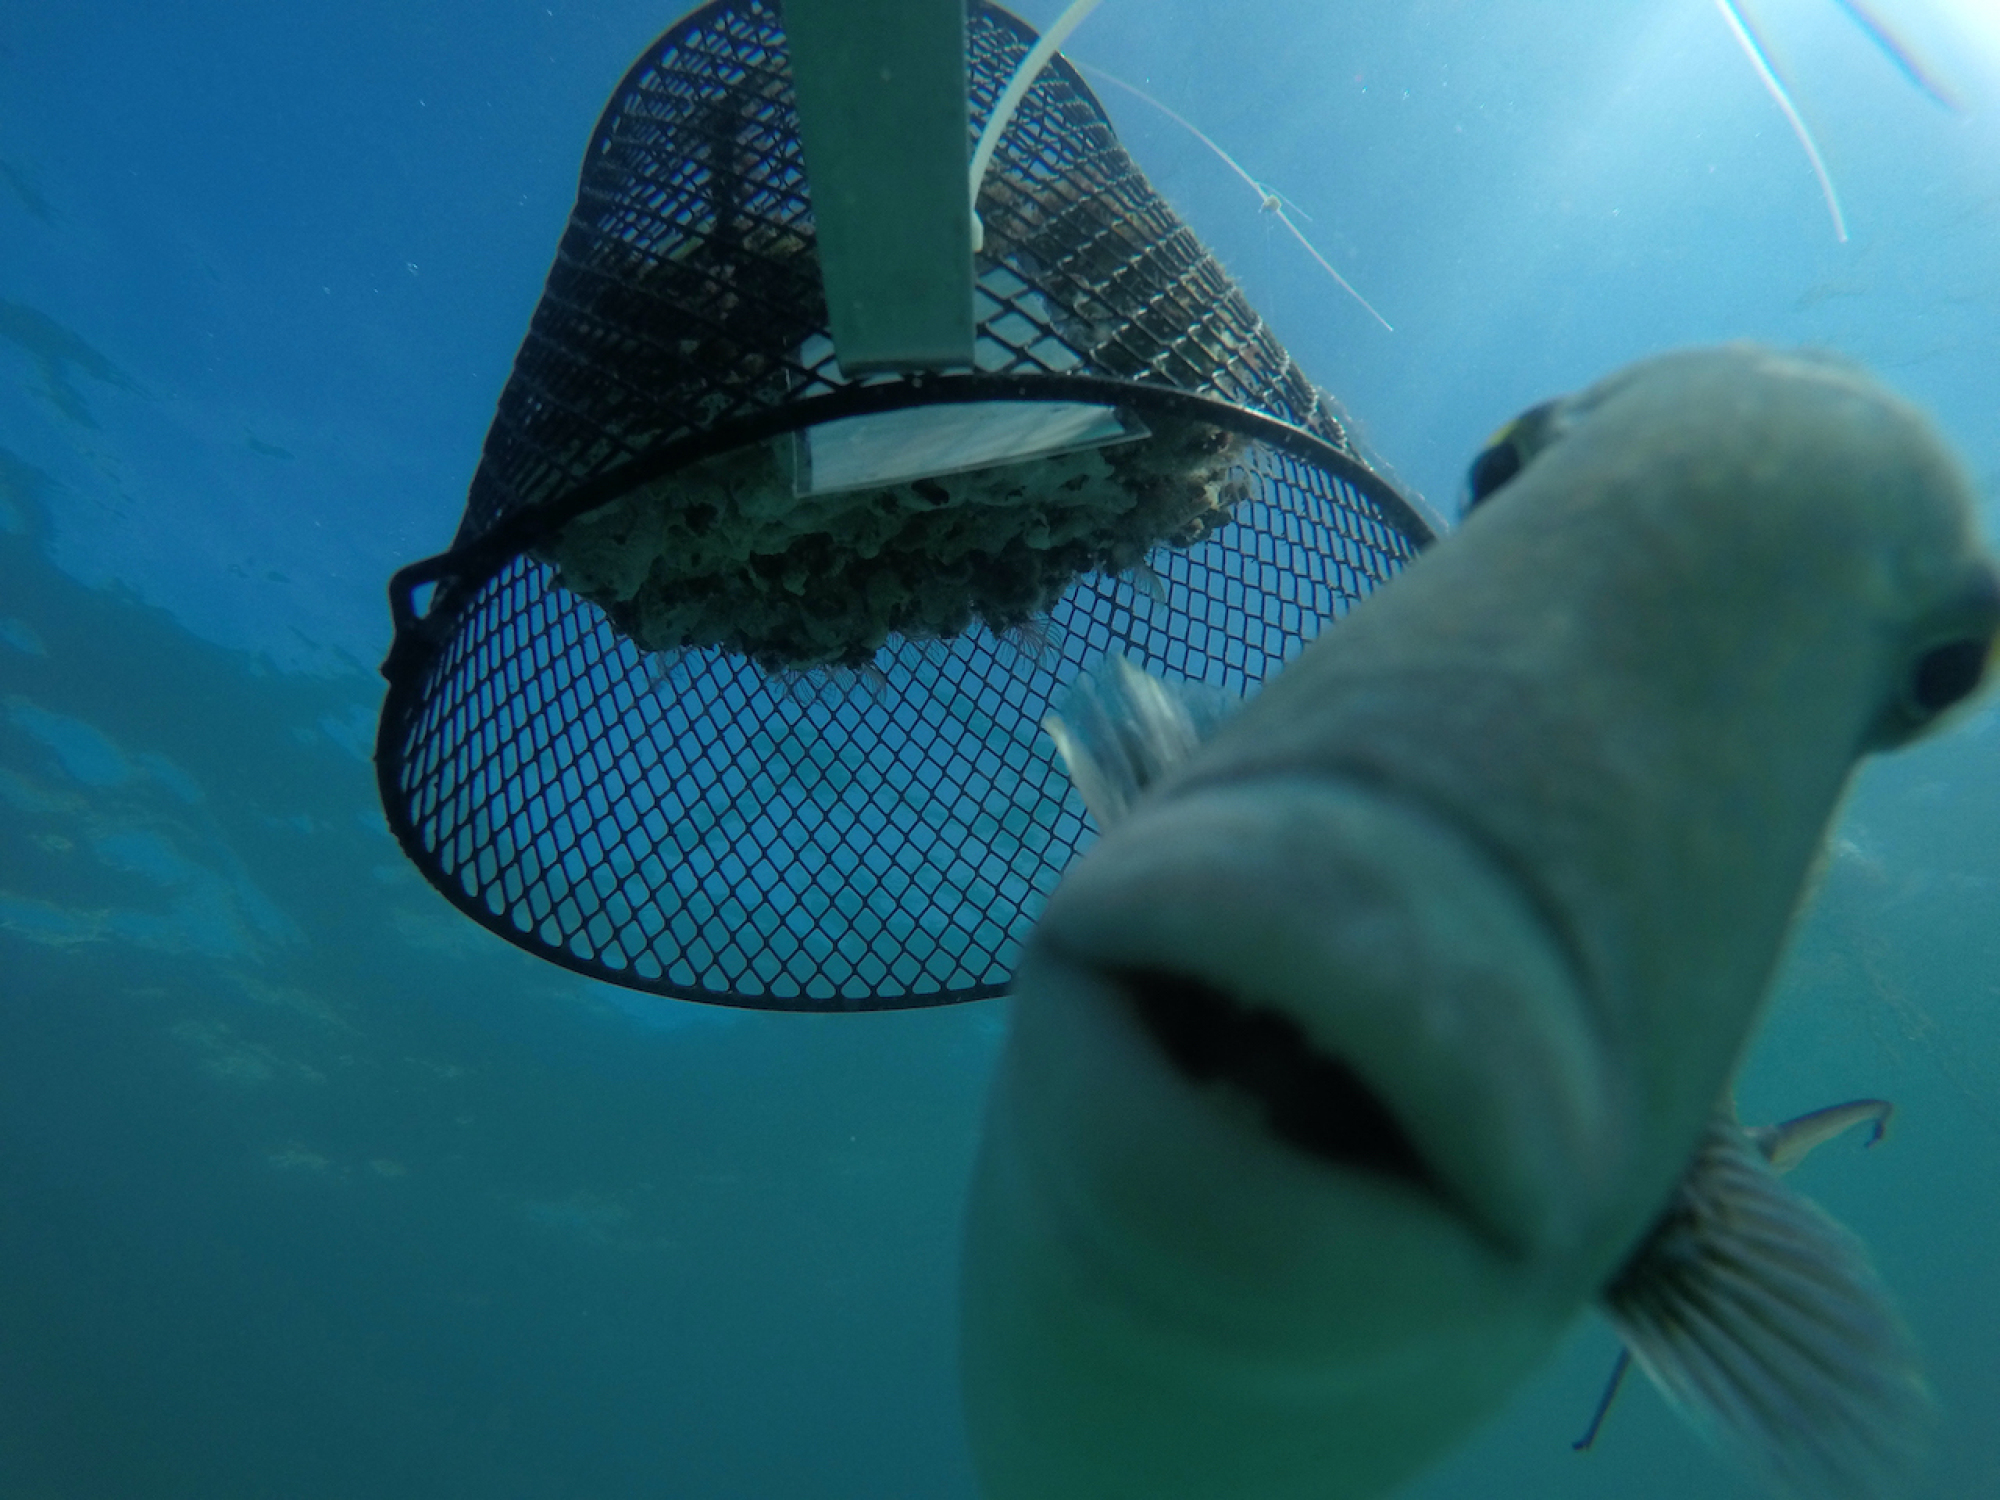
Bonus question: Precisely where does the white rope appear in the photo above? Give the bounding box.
[967,0,1102,252]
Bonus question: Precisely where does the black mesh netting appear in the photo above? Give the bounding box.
[376,0,1434,1010]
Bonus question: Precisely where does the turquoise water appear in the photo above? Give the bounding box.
[3,1,1999,1496]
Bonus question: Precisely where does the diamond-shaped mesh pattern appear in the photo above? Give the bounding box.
[375,0,1433,1009]
[451,0,1365,548]
[387,445,1420,1008]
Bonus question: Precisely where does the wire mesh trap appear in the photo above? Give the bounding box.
[374,0,1434,1011]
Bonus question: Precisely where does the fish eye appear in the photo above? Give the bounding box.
[1465,441,1523,509]
[1908,636,1990,719]
[1464,398,1564,511]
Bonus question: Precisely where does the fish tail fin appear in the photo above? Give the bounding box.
[1042,654,1235,830]
[1604,1115,1933,1498]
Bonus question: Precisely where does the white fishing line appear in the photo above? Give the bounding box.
[1078,61,1395,332]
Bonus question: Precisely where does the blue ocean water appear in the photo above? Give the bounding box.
[3,0,1998,1496]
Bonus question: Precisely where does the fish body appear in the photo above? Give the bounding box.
[961,347,1997,1500]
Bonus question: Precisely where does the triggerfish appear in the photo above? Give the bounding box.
[961,346,1998,1500]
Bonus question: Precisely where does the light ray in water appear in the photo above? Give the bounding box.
[1076,61,1395,333]
[1831,0,1964,113]
[1714,0,1849,242]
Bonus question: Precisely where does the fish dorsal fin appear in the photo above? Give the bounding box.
[1746,1098,1894,1175]
[1603,1113,1932,1499]
[1042,654,1235,830]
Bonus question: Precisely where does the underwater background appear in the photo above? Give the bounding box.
[3,0,1998,1495]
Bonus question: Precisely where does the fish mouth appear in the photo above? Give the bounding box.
[1115,967,1439,1192]
[1026,774,1619,1263]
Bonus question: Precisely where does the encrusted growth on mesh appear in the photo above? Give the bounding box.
[535,415,1251,672]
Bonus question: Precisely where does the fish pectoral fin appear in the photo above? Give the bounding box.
[1042,653,1236,829]
[1749,1098,1895,1175]
[1602,1116,1932,1499]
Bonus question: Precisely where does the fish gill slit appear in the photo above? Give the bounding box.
[1112,967,1435,1187]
